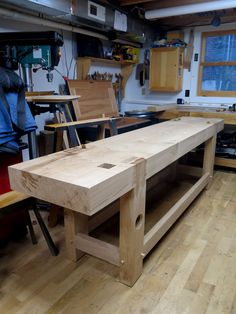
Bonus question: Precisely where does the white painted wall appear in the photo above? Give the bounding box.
[1,17,236,126]
[122,21,236,112]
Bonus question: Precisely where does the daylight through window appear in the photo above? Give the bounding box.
[198,30,236,97]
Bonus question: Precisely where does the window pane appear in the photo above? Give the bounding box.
[205,34,236,62]
[202,66,236,91]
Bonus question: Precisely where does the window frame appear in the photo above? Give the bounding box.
[198,29,236,97]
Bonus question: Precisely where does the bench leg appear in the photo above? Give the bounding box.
[203,135,216,189]
[119,158,146,287]
[54,129,64,152]
[48,205,62,228]
[24,210,37,245]
[108,119,118,136]
[97,124,105,140]
[64,208,88,262]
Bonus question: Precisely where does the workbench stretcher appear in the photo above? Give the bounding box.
[9,117,223,287]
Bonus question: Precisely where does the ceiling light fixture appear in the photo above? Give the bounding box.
[145,0,236,19]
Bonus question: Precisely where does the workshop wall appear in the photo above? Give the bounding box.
[0,19,120,116]
[122,21,236,112]
[1,18,236,123]
[0,18,121,160]
[121,47,188,112]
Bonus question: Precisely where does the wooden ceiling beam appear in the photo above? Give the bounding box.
[158,11,236,30]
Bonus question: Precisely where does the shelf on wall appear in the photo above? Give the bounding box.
[78,57,138,66]
[77,57,137,98]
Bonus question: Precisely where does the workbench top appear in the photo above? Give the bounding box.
[9,117,223,215]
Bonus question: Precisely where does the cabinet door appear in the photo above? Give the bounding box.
[149,48,183,92]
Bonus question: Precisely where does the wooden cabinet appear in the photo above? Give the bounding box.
[149,47,184,92]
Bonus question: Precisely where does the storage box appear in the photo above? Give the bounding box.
[167,31,184,41]
[121,46,140,63]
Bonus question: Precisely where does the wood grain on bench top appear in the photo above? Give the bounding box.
[9,117,224,216]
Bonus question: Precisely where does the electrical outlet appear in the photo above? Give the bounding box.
[142,87,146,95]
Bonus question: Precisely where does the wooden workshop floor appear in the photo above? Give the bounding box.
[0,170,236,314]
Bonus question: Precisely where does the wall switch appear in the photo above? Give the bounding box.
[194,53,199,62]
[185,90,190,97]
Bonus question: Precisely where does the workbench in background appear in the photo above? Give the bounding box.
[25,95,81,158]
[156,106,236,169]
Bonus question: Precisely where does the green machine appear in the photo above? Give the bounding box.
[0,31,63,91]
[0,31,64,159]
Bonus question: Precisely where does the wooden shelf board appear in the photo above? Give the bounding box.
[90,175,197,246]
[214,157,236,168]
[78,57,137,66]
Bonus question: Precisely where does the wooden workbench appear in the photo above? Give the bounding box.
[156,106,236,125]
[157,106,236,168]
[25,95,81,158]
[9,117,223,286]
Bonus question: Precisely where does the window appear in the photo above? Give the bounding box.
[198,30,236,97]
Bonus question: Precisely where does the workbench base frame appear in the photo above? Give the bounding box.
[64,135,216,287]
